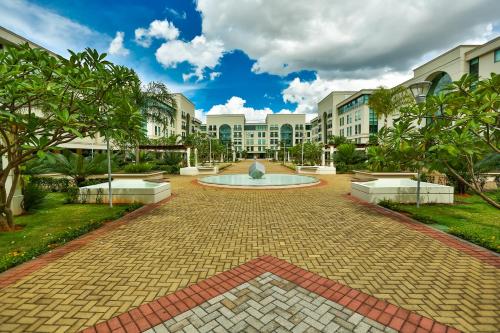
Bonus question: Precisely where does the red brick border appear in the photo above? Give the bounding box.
[344,194,500,268]
[0,195,176,289]
[83,256,460,333]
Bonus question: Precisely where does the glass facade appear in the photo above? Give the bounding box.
[219,124,231,145]
[338,95,369,115]
[280,124,293,146]
[428,72,452,96]
[369,109,378,134]
[495,49,500,63]
[469,58,479,79]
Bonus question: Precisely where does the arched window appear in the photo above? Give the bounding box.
[428,72,452,96]
[280,124,293,146]
[219,124,231,145]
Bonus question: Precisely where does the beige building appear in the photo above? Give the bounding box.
[336,90,377,144]
[316,91,356,143]
[204,114,311,158]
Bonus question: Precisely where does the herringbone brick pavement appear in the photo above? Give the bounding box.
[146,273,398,333]
[0,160,498,332]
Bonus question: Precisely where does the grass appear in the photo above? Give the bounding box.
[381,191,500,253]
[0,193,140,272]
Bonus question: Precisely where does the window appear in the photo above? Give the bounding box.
[369,109,378,134]
[355,111,361,122]
[495,49,500,63]
[469,58,479,78]
[339,117,344,126]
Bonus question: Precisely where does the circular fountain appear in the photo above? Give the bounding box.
[198,160,319,189]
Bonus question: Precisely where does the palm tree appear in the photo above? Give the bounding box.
[368,86,414,127]
[31,152,111,186]
[135,82,177,162]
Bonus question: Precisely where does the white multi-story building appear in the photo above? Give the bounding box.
[204,114,311,158]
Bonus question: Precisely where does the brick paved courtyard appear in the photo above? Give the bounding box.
[0,160,498,333]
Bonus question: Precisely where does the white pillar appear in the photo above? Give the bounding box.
[220,154,223,162]
[186,147,191,167]
[194,148,198,167]
[232,150,236,162]
[321,148,326,166]
[287,152,291,162]
[329,146,334,167]
[275,151,278,161]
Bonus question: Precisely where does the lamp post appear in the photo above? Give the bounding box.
[408,81,432,208]
[301,138,304,166]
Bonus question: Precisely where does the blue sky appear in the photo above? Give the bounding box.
[1,0,499,122]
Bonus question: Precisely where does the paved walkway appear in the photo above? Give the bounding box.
[0,160,498,333]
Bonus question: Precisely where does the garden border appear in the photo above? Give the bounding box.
[0,195,176,289]
[344,194,500,268]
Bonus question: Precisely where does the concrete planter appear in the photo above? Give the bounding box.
[353,170,417,181]
[351,178,454,204]
[297,166,336,175]
[79,180,171,204]
[180,166,219,176]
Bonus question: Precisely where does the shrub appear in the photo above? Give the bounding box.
[378,199,400,211]
[22,183,47,211]
[160,164,180,174]
[79,178,110,187]
[65,186,80,204]
[30,177,72,192]
[124,162,154,173]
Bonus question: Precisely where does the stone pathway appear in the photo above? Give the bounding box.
[0,160,498,333]
[145,273,397,333]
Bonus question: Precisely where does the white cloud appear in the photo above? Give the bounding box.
[197,0,500,79]
[166,8,187,20]
[108,31,129,56]
[205,96,273,122]
[209,72,221,80]
[0,0,108,56]
[135,19,180,47]
[156,35,224,81]
[195,109,207,123]
[281,72,412,117]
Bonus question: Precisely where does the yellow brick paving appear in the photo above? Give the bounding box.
[0,160,498,333]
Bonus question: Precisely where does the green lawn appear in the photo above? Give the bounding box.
[0,193,139,272]
[387,191,500,253]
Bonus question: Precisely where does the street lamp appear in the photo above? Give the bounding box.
[408,81,432,208]
[409,81,431,104]
[301,138,304,166]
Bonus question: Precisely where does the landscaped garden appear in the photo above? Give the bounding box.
[380,191,500,252]
[0,193,140,272]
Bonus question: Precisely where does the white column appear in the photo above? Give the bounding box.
[329,146,334,167]
[321,148,326,166]
[186,147,191,167]
[275,151,278,161]
[221,154,223,162]
[287,152,290,162]
[232,150,236,162]
[194,148,198,167]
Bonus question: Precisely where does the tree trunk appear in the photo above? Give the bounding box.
[444,161,500,209]
[0,169,16,231]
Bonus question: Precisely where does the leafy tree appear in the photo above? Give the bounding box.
[368,86,414,127]
[289,142,322,165]
[374,74,499,209]
[0,45,142,230]
[328,135,349,146]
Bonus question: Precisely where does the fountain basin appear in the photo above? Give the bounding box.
[198,174,319,189]
[79,179,171,204]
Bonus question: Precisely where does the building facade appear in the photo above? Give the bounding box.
[204,114,311,158]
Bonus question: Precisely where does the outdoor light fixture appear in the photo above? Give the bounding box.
[409,81,432,104]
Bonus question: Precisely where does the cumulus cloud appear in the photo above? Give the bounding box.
[197,0,500,79]
[204,96,273,122]
[108,31,129,56]
[135,19,179,47]
[209,72,221,80]
[156,35,224,81]
[0,0,108,56]
[282,72,412,117]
